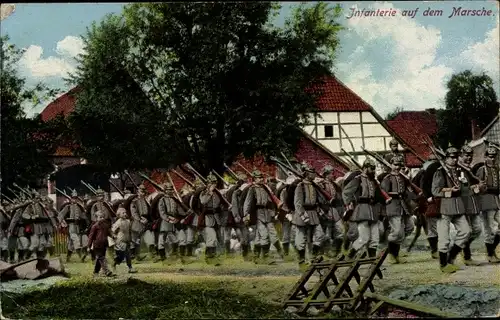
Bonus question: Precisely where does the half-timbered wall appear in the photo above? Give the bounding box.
[483,118,500,143]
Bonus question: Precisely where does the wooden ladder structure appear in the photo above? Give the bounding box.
[283,249,459,318]
[283,249,388,315]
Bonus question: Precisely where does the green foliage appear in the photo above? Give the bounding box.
[0,36,64,192]
[1,279,290,319]
[436,70,498,148]
[385,107,404,121]
[68,2,344,174]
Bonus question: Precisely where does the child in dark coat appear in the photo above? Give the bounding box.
[87,211,114,277]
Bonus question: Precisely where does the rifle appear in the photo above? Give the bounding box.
[340,148,392,204]
[109,179,125,198]
[124,170,139,191]
[81,181,98,195]
[166,172,197,224]
[13,183,33,199]
[1,193,14,204]
[362,147,423,195]
[234,161,283,210]
[185,163,232,208]
[425,141,459,188]
[7,187,23,200]
[211,170,230,188]
[222,163,240,180]
[172,169,196,188]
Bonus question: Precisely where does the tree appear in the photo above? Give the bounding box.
[0,36,64,194]
[385,107,404,121]
[68,2,344,175]
[435,70,498,148]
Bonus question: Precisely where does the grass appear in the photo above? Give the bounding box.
[2,238,499,319]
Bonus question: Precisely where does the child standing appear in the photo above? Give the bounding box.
[112,208,137,273]
[87,211,114,277]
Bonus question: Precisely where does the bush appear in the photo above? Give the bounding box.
[2,278,290,319]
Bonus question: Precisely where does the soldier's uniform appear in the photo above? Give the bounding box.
[422,154,440,259]
[229,172,251,260]
[156,183,183,261]
[129,184,149,259]
[458,145,483,265]
[380,156,416,263]
[219,181,239,256]
[41,197,58,256]
[476,146,500,263]
[58,190,90,262]
[316,165,345,257]
[180,184,197,257]
[342,159,385,259]
[277,174,300,260]
[197,175,224,264]
[431,147,471,273]
[243,170,282,264]
[383,139,404,170]
[90,188,114,222]
[294,165,326,269]
[0,201,11,261]
[6,200,28,262]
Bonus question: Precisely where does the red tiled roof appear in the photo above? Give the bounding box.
[387,118,438,167]
[53,146,75,157]
[391,111,438,136]
[307,75,372,112]
[40,86,81,122]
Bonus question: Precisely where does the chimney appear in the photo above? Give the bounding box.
[471,119,481,141]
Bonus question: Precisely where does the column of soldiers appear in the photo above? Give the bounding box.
[1,141,499,275]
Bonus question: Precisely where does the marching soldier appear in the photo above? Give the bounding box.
[317,165,345,257]
[195,174,224,265]
[129,184,149,260]
[380,156,416,264]
[41,196,58,257]
[243,170,282,264]
[342,159,385,259]
[294,165,326,270]
[476,145,500,263]
[90,188,114,222]
[384,139,405,164]
[180,184,197,258]
[431,147,470,273]
[422,154,440,259]
[458,145,483,265]
[230,172,252,260]
[277,173,300,261]
[155,183,182,262]
[219,180,238,257]
[0,201,11,261]
[7,199,29,262]
[58,190,90,262]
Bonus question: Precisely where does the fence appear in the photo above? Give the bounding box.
[52,230,68,256]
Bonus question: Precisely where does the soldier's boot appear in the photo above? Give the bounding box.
[166,244,179,264]
[262,244,276,265]
[76,248,83,261]
[241,244,251,261]
[446,244,462,271]
[1,250,8,262]
[179,245,186,264]
[23,250,32,261]
[273,241,284,260]
[388,242,401,264]
[367,248,377,258]
[486,239,500,263]
[282,243,293,262]
[312,245,322,260]
[347,247,357,260]
[440,251,457,273]
[134,247,145,261]
[148,245,157,260]
[66,250,73,263]
[342,239,351,255]
[36,250,45,259]
[224,241,233,258]
[333,239,343,259]
[9,250,16,263]
[48,246,55,257]
[130,247,136,260]
[154,249,166,262]
[205,247,221,266]
[297,249,308,272]
[253,245,262,264]
[428,237,439,259]
[186,244,194,257]
[463,240,481,266]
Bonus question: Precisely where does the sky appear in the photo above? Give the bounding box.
[1,1,499,118]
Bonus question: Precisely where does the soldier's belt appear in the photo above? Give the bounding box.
[329,199,343,207]
[357,198,375,204]
[255,204,274,209]
[486,189,499,195]
[388,194,402,199]
[203,209,216,214]
[303,205,319,210]
[65,219,83,223]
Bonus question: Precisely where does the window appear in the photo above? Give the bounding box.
[324,125,334,138]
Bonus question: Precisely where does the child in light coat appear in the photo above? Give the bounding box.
[111,207,137,273]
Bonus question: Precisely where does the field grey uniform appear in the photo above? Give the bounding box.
[90,189,114,223]
[129,184,150,257]
[230,173,251,259]
[380,156,416,263]
[0,202,12,261]
[156,183,183,261]
[342,159,384,259]
[243,170,281,263]
[58,190,90,261]
[20,195,56,258]
[277,175,299,257]
[431,147,470,273]
[294,165,325,266]
[458,145,483,265]
[475,146,500,263]
[197,175,224,262]
[180,185,197,257]
[7,200,28,262]
[316,165,344,257]
[383,139,405,172]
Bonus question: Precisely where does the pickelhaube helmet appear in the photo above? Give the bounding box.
[389,138,399,146]
[138,184,146,191]
[485,145,497,156]
[193,179,204,187]
[428,154,437,161]
[251,170,263,178]
[461,145,473,154]
[163,182,174,191]
[445,147,459,157]
[236,171,247,181]
[71,189,78,197]
[96,187,104,195]
[302,164,315,173]
[362,159,376,169]
[321,165,334,176]
[206,174,217,183]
